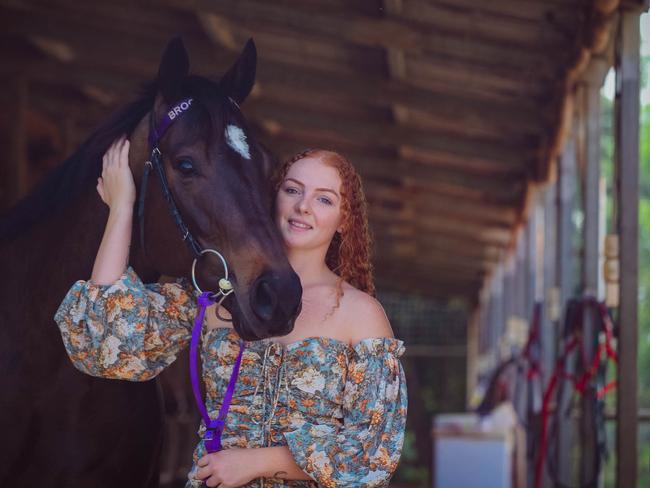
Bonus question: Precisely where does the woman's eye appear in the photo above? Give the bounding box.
[318,197,333,205]
[176,159,196,175]
[285,187,299,195]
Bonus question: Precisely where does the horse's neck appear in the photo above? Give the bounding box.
[0,189,151,322]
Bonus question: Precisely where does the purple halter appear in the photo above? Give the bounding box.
[142,98,245,453]
[147,97,194,147]
[191,292,245,453]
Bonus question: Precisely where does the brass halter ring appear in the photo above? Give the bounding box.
[191,249,234,321]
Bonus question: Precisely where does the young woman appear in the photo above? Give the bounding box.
[55,139,407,487]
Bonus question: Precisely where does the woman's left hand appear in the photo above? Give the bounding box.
[196,448,261,487]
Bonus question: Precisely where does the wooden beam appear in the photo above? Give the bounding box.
[399,0,573,49]
[366,173,524,206]
[370,206,513,247]
[615,6,641,487]
[1,3,547,140]
[396,144,532,178]
[374,264,483,294]
[407,52,550,101]
[375,274,480,301]
[374,247,495,277]
[194,1,561,73]
[375,240,501,269]
[393,104,539,146]
[194,9,545,125]
[374,230,499,265]
[371,218,504,255]
[246,100,531,174]
[157,0,569,53]
[435,0,583,23]
[363,181,520,224]
[0,7,167,78]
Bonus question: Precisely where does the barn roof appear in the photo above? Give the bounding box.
[0,0,633,302]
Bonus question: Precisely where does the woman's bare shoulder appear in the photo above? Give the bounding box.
[339,283,394,344]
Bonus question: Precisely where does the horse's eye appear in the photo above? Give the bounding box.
[176,159,196,176]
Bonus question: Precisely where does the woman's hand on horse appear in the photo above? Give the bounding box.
[97,136,135,211]
[196,448,261,487]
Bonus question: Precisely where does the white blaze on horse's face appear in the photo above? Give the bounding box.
[225,124,251,160]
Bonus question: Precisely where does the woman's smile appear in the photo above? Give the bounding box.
[288,217,313,231]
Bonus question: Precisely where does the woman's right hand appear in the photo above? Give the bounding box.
[97,136,135,211]
[91,136,136,284]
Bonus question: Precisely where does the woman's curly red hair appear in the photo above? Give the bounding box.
[273,149,375,298]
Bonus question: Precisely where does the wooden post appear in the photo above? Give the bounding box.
[615,6,641,487]
[527,207,537,319]
[540,180,558,488]
[581,58,608,298]
[542,181,558,379]
[5,77,28,208]
[577,56,609,486]
[556,122,579,486]
[466,306,479,407]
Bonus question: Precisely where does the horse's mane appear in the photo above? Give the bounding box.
[0,82,157,242]
[0,76,233,243]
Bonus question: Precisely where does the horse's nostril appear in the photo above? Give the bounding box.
[251,279,277,322]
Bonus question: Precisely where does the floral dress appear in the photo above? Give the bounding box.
[54,268,408,487]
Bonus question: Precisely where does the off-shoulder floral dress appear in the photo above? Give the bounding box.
[54,267,407,487]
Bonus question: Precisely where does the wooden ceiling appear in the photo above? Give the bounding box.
[0,0,622,302]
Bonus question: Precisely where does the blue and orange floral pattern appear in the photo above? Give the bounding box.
[55,267,407,487]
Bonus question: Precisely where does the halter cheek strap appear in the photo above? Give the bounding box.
[138,97,202,259]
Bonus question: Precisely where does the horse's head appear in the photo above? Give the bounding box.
[129,38,301,341]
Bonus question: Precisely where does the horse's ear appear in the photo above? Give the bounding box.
[157,37,189,102]
[219,38,256,105]
[258,142,280,181]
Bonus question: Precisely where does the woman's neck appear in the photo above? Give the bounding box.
[286,246,334,287]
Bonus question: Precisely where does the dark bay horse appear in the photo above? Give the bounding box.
[0,38,301,487]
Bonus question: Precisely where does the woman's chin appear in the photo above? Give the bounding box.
[283,235,313,250]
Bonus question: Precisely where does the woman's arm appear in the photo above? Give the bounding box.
[195,447,312,487]
[55,136,198,381]
[253,447,313,480]
[91,136,136,285]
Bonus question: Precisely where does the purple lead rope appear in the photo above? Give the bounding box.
[190,292,245,453]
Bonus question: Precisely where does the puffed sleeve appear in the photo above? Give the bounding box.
[54,266,197,381]
[283,337,407,487]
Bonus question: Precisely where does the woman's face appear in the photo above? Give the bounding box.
[275,156,343,252]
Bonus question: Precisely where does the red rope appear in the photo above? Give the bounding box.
[533,298,617,488]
